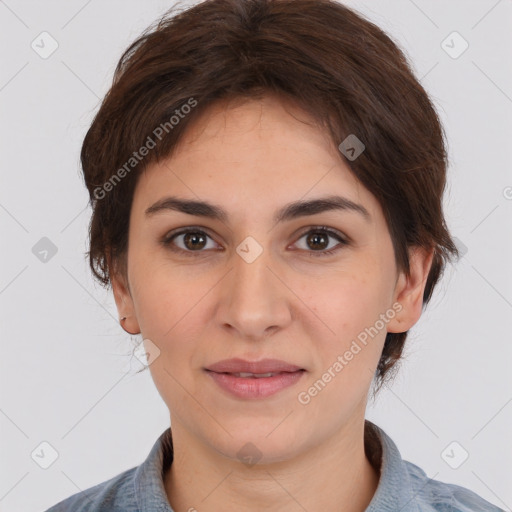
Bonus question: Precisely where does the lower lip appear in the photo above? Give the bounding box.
[205,370,305,399]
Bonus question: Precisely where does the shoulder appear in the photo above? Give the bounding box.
[366,421,505,512]
[43,466,138,512]
[403,460,505,512]
[43,427,174,512]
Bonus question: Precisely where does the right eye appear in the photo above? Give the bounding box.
[161,227,221,256]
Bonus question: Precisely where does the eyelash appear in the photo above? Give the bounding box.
[161,226,349,258]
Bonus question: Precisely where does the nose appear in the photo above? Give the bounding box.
[217,243,293,341]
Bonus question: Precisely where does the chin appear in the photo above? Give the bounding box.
[209,425,306,463]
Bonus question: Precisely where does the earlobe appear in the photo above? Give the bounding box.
[386,246,435,334]
[120,315,141,336]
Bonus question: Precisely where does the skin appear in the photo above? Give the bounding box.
[111,93,434,512]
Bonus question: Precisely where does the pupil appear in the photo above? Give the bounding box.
[185,232,206,250]
[308,232,327,250]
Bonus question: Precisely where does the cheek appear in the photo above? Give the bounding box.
[130,263,216,367]
[307,269,387,330]
[298,279,388,414]
[129,254,208,332]
[135,289,205,355]
[132,277,208,414]
[301,270,390,372]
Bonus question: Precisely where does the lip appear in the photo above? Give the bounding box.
[204,358,306,399]
[205,369,306,399]
[205,358,304,374]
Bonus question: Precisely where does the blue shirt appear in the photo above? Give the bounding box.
[43,420,504,511]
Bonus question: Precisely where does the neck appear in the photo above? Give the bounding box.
[163,417,381,512]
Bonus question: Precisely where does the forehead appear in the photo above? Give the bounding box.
[133,95,381,225]
[171,94,338,168]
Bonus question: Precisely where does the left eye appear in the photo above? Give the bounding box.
[293,227,348,257]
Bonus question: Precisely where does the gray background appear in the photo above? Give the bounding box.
[1,0,511,511]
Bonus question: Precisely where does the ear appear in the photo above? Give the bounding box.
[109,254,140,334]
[386,246,435,334]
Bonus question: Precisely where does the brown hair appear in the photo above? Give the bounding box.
[81,0,460,395]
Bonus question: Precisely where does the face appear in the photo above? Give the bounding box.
[113,93,432,463]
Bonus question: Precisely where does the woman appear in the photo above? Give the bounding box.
[45,0,504,510]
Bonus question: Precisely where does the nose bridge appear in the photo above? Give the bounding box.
[220,237,291,338]
[231,240,276,308]
[233,243,272,297]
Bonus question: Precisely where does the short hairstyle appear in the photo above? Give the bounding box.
[81,0,460,395]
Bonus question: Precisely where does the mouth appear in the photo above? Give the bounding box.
[204,368,306,399]
[211,371,301,378]
[205,357,305,374]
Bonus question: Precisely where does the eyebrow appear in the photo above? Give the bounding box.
[145,194,371,224]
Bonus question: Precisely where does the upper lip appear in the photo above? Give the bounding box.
[205,358,305,374]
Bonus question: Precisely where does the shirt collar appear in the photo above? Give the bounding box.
[364,419,420,512]
[134,428,175,512]
[133,420,418,512]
